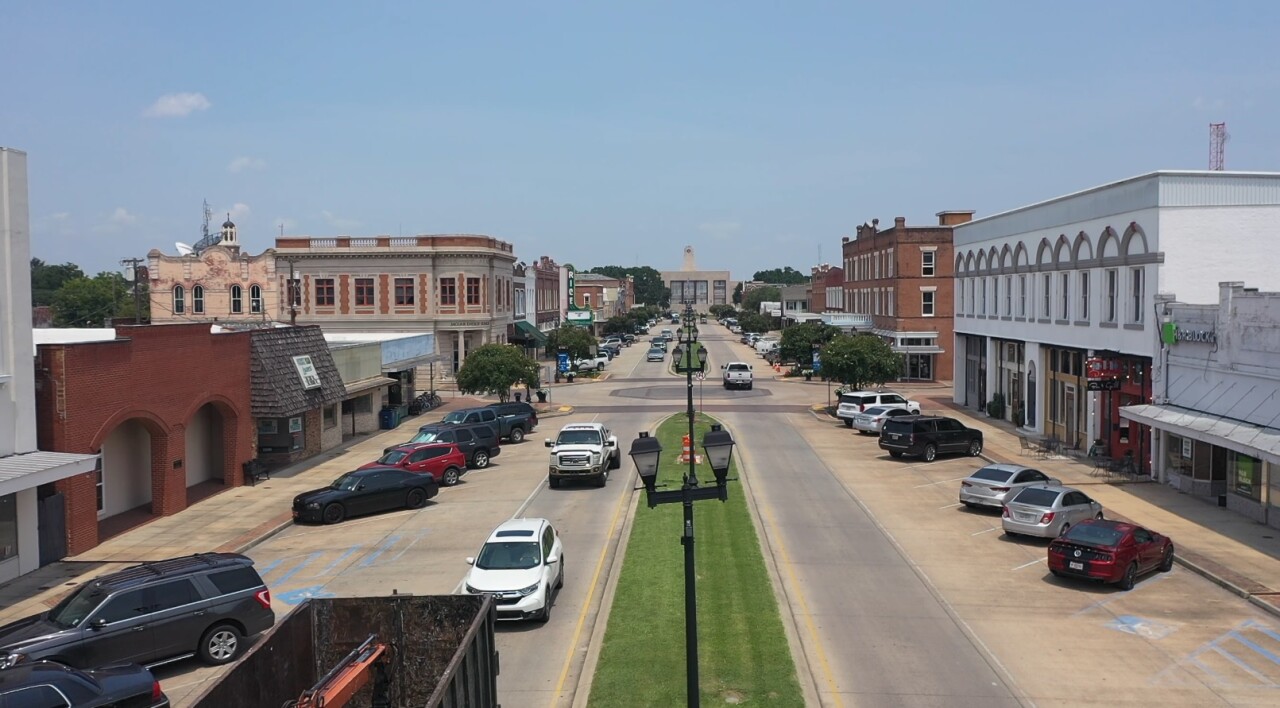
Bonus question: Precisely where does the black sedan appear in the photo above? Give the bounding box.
[292,467,439,524]
[0,660,169,706]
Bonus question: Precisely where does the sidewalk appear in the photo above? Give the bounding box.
[0,395,576,625]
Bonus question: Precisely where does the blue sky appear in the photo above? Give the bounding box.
[5,1,1279,278]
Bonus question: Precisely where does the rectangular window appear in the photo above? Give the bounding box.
[95,458,104,512]
[993,278,1000,315]
[0,493,16,562]
[323,404,337,429]
[967,279,975,314]
[466,277,481,305]
[315,278,335,307]
[922,290,936,317]
[1018,275,1027,317]
[981,277,988,314]
[1060,272,1070,320]
[355,278,375,307]
[1041,274,1051,318]
[921,250,935,277]
[1130,267,1144,323]
[1079,271,1090,321]
[1105,268,1118,323]
[887,248,894,277]
[394,277,414,306]
[440,277,457,305]
[1004,275,1012,316]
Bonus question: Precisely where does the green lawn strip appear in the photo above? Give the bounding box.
[589,413,804,707]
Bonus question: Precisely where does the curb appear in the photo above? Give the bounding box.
[537,405,577,419]
[216,513,295,555]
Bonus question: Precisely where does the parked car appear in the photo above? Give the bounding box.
[573,354,609,371]
[0,553,274,670]
[646,347,666,362]
[958,464,1061,509]
[0,660,169,707]
[293,467,439,524]
[404,422,501,468]
[599,344,620,359]
[461,518,564,622]
[851,406,916,434]
[440,406,501,437]
[837,391,921,427]
[1002,485,1104,538]
[622,334,637,344]
[1047,519,1174,590]
[485,401,538,443]
[878,415,984,461]
[362,442,468,486]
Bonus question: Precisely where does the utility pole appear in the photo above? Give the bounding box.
[285,257,299,326]
[121,258,143,323]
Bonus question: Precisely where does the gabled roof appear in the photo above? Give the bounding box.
[249,326,346,418]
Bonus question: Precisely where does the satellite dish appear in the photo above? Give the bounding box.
[175,242,195,256]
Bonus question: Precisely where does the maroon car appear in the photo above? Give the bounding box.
[1048,519,1174,590]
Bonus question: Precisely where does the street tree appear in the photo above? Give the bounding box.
[31,259,85,306]
[584,265,671,307]
[544,324,597,359]
[708,304,736,319]
[455,344,541,402]
[732,282,743,304]
[820,334,902,390]
[741,285,781,314]
[780,321,841,368]
[51,272,144,327]
[737,311,772,334]
[602,315,632,335]
[752,267,809,285]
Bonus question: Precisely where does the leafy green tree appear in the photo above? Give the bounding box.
[820,334,903,390]
[752,267,809,285]
[585,265,671,307]
[31,258,85,306]
[737,311,772,334]
[780,321,841,368]
[544,324,597,359]
[741,285,781,314]
[456,344,540,402]
[602,315,633,335]
[708,304,737,319]
[732,282,743,304]
[51,272,143,327]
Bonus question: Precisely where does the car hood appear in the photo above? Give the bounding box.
[466,566,542,592]
[295,487,347,506]
[0,614,68,651]
[551,444,602,455]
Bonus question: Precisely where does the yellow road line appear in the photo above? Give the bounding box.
[552,475,633,704]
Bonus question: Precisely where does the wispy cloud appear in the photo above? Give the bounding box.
[1192,96,1226,112]
[142,92,211,118]
[698,220,741,241]
[215,203,251,223]
[321,210,362,231]
[92,207,138,233]
[227,156,266,173]
[109,207,137,225]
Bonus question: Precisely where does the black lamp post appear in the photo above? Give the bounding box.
[628,302,736,708]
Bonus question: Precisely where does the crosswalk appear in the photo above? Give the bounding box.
[250,529,431,605]
[1158,620,1280,688]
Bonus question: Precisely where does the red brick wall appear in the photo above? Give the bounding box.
[34,324,254,554]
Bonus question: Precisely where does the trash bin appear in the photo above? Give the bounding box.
[536,390,548,403]
[379,407,399,430]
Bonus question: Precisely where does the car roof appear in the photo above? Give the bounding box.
[419,421,491,432]
[487,517,547,540]
[350,466,403,476]
[86,552,254,593]
[561,423,603,430]
[974,463,1036,474]
[390,442,456,452]
[1078,518,1135,533]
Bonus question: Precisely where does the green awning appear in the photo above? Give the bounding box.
[515,320,548,346]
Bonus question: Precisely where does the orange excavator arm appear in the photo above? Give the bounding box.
[295,634,389,708]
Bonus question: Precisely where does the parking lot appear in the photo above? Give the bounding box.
[795,413,1280,705]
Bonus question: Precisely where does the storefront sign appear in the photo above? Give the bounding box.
[441,320,492,328]
[1087,379,1121,391]
[289,417,303,433]
[566,310,593,322]
[293,355,322,390]
[1086,357,1122,381]
[1161,322,1217,346]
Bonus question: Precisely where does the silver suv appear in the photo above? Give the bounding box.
[836,391,921,428]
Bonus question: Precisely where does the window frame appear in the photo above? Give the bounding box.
[1018,274,1027,317]
[354,277,376,307]
[314,278,335,307]
[192,284,205,314]
[1079,271,1090,321]
[921,290,936,317]
[1041,273,1051,318]
[230,284,243,313]
[1130,266,1144,323]
[440,277,457,306]
[250,284,263,314]
[1059,271,1070,320]
[921,249,935,277]
[1105,268,1118,323]
[394,277,415,307]
[173,285,185,314]
[466,277,482,305]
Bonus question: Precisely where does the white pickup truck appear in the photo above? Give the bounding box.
[573,353,609,371]
[545,423,620,488]
[721,362,753,390]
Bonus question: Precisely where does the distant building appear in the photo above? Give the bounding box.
[31,306,52,328]
[817,265,845,312]
[147,218,281,325]
[660,246,734,313]
[532,256,561,345]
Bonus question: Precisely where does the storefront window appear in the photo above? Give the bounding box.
[1229,452,1262,500]
[1165,434,1193,476]
[0,494,17,563]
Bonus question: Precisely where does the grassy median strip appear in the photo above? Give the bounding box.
[589,413,804,707]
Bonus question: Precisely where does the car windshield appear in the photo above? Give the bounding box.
[378,450,408,464]
[411,429,443,443]
[1011,487,1061,507]
[839,395,869,406]
[441,411,468,423]
[1062,524,1125,546]
[557,430,602,445]
[970,468,1015,483]
[727,364,749,371]
[476,541,541,570]
[46,585,108,628]
[329,474,363,491]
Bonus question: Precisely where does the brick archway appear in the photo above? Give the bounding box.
[180,395,244,487]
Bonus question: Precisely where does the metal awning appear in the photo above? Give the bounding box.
[1120,404,1280,465]
[514,320,548,346]
[0,451,99,497]
[892,345,946,354]
[344,375,399,397]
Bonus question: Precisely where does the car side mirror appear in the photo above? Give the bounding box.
[89,618,107,630]
[356,484,366,491]
[465,557,475,565]
[1048,478,1061,486]
[546,554,559,565]
[544,439,553,448]
[605,440,616,447]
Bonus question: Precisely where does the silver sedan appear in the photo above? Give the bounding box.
[958,464,1060,509]
[1001,485,1103,538]
[646,348,666,362]
[851,406,916,435]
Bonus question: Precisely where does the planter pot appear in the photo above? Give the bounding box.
[536,391,548,403]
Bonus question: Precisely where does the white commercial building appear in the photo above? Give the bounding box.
[952,170,1280,472]
[0,148,97,583]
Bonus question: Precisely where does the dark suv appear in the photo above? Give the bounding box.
[402,422,501,468]
[0,553,274,671]
[0,660,169,707]
[878,415,984,462]
[485,401,538,442]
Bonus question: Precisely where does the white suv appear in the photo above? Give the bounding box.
[836,391,921,428]
[462,517,564,622]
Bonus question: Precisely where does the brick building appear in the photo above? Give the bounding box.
[147,219,281,325]
[842,212,972,382]
[34,324,255,555]
[819,265,845,312]
[533,256,563,342]
[249,326,347,468]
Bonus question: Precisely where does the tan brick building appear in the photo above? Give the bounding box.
[147,219,281,325]
[841,212,972,382]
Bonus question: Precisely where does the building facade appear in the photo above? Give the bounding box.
[249,326,347,468]
[661,246,733,313]
[843,212,969,382]
[0,147,98,580]
[818,265,845,312]
[147,220,281,325]
[272,234,518,373]
[533,256,563,339]
[952,171,1280,465]
[1121,283,1280,528]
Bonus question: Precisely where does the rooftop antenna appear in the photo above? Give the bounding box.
[1209,122,1228,170]
[201,200,212,241]
[191,200,225,254]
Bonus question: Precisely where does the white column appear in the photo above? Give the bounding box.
[456,331,466,371]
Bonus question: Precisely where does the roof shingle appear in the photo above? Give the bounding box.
[249,326,346,418]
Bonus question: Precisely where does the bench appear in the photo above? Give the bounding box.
[243,460,270,486]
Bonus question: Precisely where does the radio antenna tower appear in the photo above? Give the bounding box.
[201,200,213,240]
[1209,123,1227,170]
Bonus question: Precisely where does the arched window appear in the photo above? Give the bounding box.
[250,284,263,313]
[231,285,243,314]
[173,285,185,314]
[192,285,205,314]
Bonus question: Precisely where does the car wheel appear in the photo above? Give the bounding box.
[968,439,983,456]
[888,451,903,458]
[548,476,560,489]
[844,419,853,428]
[746,383,753,390]
[556,557,565,589]
[406,488,427,509]
[199,623,243,665]
[472,450,490,469]
[609,452,621,470]
[1050,569,1063,578]
[923,444,937,462]
[1160,546,1175,573]
[509,427,525,444]
[322,503,345,525]
[537,587,552,623]
[1118,562,1138,591]
[441,467,461,487]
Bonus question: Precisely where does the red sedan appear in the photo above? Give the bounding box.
[1047,519,1174,590]
[361,443,468,487]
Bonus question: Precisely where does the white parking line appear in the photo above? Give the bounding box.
[971,527,999,536]
[939,502,962,509]
[915,476,968,488]
[1012,558,1045,571]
